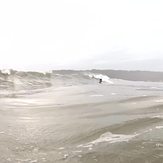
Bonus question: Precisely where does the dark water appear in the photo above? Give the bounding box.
[1,70,163,162]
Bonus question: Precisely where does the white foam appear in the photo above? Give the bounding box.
[58,147,65,150]
[1,69,11,75]
[89,147,93,150]
[86,73,113,84]
[90,132,137,144]
[0,131,5,134]
[155,99,163,103]
[63,154,69,159]
[78,132,137,148]
[156,126,163,129]
[153,115,163,118]
[90,94,104,97]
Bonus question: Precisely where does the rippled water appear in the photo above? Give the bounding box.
[1,71,163,162]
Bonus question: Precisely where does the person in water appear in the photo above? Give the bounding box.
[99,78,102,84]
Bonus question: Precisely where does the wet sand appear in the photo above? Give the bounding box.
[1,81,163,162]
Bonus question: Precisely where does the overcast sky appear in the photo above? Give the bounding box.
[0,0,163,71]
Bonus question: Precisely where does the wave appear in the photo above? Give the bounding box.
[85,73,113,84]
[0,69,114,97]
[1,69,12,75]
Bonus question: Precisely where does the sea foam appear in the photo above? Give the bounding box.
[78,132,137,149]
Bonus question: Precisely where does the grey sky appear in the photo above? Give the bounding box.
[0,0,163,71]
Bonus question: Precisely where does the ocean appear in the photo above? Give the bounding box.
[1,69,163,163]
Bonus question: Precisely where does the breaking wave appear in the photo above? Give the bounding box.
[0,69,113,97]
[86,73,114,84]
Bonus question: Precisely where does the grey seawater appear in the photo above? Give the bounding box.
[1,71,163,162]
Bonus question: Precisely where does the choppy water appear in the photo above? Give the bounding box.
[1,70,163,162]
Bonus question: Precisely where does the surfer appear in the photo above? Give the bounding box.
[99,78,102,84]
